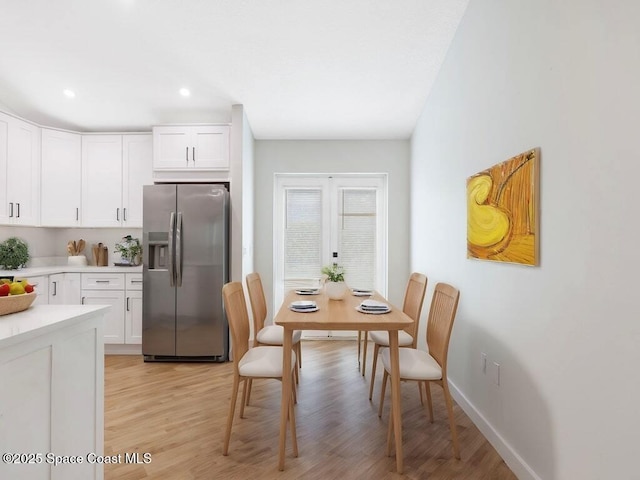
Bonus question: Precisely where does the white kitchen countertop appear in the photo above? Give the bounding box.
[0,304,111,349]
[0,265,143,278]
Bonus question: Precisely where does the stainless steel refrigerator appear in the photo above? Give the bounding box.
[142,184,229,361]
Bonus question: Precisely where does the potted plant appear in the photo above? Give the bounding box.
[0,237,30,270]
[115,235,142,266]
[321,263,348,300]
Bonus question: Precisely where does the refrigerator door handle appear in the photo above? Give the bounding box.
[176,212,183,287]
[168,212,176,287]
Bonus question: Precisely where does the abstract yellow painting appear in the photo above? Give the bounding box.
[467,148,539,266]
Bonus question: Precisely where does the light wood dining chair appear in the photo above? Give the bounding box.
[221,281,298,457]
[365,273,428,402]
[377,282,461,459]
[246,272,302,377]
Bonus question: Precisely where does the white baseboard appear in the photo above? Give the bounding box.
[105,344,142,355]
[448,379,541,480]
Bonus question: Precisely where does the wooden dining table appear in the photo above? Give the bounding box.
[274,288,413,473]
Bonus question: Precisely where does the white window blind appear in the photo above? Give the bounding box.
[284,188,323,291]
[339,188,377,291]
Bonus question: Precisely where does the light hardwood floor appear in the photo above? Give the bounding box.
[105,340,517,479]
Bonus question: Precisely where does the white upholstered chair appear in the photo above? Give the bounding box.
[221,281,298,457]
[378,282,461,459]
[366,272,428,401]
[245,272,302,405]
[246,273,302,364]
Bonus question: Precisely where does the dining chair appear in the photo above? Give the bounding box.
[364,273,428,403]
[221,281,298,457]
[246,272,302,403]
[377,282,461,459]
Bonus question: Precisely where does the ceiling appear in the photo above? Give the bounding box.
[0,0,468,139]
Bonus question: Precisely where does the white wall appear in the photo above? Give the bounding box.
[410,1,640,479]
[255,140,410,319]
[230,104,255,283]
[241,109,255,280]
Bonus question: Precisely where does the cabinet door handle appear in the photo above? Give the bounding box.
[95,280,110,284]
[192,147,195,163]
[131,279,143,284]
[52,281,57,296]
[81,297,85,304]
[186,146,189,164]
[76,207,79,221]
[16,203,20,218]
[9,202,13,217]
[116,208,120,221]
[126,297,130,312]
[123,208,127,221]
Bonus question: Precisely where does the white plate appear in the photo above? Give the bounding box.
[356,306,391,315]
[290,306,319,313]
[360,299,388,308]
[352,290,373,296]
[296,289,319,295]
[290,300,316,308]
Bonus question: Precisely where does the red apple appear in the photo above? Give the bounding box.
[25,284,34,293]
[0,284,10,296]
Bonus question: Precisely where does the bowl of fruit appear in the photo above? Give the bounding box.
[0,279,37,316]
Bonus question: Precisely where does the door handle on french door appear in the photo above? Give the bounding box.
[176,212,183,287]
[169,212,176,287]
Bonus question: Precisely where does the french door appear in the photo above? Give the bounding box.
[274,174,387,338]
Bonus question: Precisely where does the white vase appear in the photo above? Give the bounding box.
[68,255,87,266]
[325,281,348,300]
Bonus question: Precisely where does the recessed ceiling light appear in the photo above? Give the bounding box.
[179,88,191,97]
[63,89,76,98]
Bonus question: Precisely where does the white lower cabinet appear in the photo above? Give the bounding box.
[125,274,143,344]
[81,272,142,346]
[49,273,81,305]
[24,275,49,305]
[0,306,105,480]
[82,289,126,344]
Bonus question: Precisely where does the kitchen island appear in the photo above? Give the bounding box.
[0,304,109,480]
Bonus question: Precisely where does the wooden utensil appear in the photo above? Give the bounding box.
[67,240,76,256]
[101,245,108,266]
[77,239,85,253]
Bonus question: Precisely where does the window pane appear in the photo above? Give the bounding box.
[339,188,376,290]
[284,188,322,290]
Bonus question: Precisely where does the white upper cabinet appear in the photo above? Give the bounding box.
[0,114,7,224]
[0,112,40,225]
[122,134,153,228]
[82,135,123,227]
[82,134,152,228]
[41,128,82,226]
[153,125,229,171]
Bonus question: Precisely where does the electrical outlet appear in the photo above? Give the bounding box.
[481,352,487,374]
[493,362,501,386]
